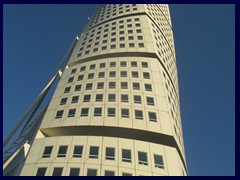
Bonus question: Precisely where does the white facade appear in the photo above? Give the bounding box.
[20,4,187,176]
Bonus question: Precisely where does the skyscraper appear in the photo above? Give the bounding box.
[5,4,187,176]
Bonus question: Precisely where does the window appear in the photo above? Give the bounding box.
[36,168,47,176]
[83,95,91,102]
[121,94,129,102]
[105,171,115,176]
[142,62,148,68]
[88,73,94,79]
[69,168,80,176]
[122,173,132,176]
[81,108,89,116]
[132,71,139,78]
[105,147,115,160]
[100,63,106,68]
[71,68,77,74]
[133,82,140,90]
[147,97,154,106]
[73,146,83,158]
[111,38,116,42]
[64,87,71,93]
[90,64,96,70]
[120,37,125,41]
[136,29,142,33]
[68,109,76,117]
[89,146,99,159]
[111,44,116,49]
[102,46,107,50]
[80,66,86,72]
[143,72,150,79]
[154,154,164,169]
[94,108,102,116]
[71,96,79,103]
[109,82,116,89]
[60,98,67,105]
[57,146,68,157]
[145,84,152,91]
[110,62,116,67]
[108,94,116,102]
[138,152,148,165]
[96,94,103,102]
[55,110,64,119]
[52,167,63,176]
[121,82,128,89]
[75,85,81,91]
[121,71,127,77]
[120,43,125,48]
[129,43,135,47]
[122,149,131,162]
[149,112,157,122]
[109,71,116,77]
[98,72,105,78]
[135,110,143,120]
[128,36,134,40]
[97,82,104,89]
[42,146,53,158]
[120,61,127,67]
[131,61,137,67]
[121,109,129,118]
[87,169,97,176]
[134,95,141,104]
[78,75,84,81]
[86,83,93,90]
[128,30,133,34]
[67,77,74,83]
[108,108,115,117]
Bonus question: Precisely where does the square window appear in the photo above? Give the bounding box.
[55,110,64,119]
[105,147,115,160]
[68,109,76,117]
[121,82,128,89]
[135,23,141,27]
[111,32,116,36]
[73,146,83,158]
[108,108,115,117]
[94,108,102,116]
[69,168,80,176]
[60,98,67,105]
[111,38,116,42]
[121,94,129,102]
[52,168,63,176]
[133,82,140,90]
[143,72,150,79]
[121,109,129,118]
[136,29,142,33]
[149,112,157,122]
[78,75,84,81]
[42,146,53,158]
[128,30,133,34]
[89,146,99,159]
[132,71,139,78]
[97,82,104,89]
[154,154,164,169]
[147,97,154,106]
[111,44,116,49]
[98,72,105,78]
[105,170,115,176]
[145,84,152,91]
[57,145,68,157]
[128,36,134,40]
[138,36,143,40]
[71,96,79,104]
[109,71,116,77]
[109,82,116,89]
[122,149,131,162]
[135,110,143,120]
[36,168,47,176]
[80,66,86,72]
[87,169,97,176]
[120,61,127,67]
[90,64,96,70]
[138,152,148,165]
[131,61,137,67]
[86,83,93,90]
[134,95,141,104]
[95,42,99,46]
[102,46,107,50]
[108,94,116,102]
[68,77,74,83]
[110,62,116,67]
[141,62,148,68]
[71,68,77,74]
[100,63,106,68]
[81,108,89,116]
[127,24,132,28]
[83,95,91,102]
[120,37,125,41]
[129,43,135,47]
[139,43,145,48]
[96,94,103,102]
[88,73,94,79]
[75,85,81,91]
[121,71,127,77]
[119,31,124,35]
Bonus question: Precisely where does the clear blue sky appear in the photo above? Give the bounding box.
[3,4,235,176]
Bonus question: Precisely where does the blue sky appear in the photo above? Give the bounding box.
[3,4,235,176]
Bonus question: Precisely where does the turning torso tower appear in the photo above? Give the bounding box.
[20,4,187,176]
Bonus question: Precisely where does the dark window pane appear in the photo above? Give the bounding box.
[36,168,47,176]
[42,146,53,158]
[73,146,83,158]
[57,146,68,157]
[89,146,99,159]
[69,168,80,176]
[52,168,63,176]
[122,149,131,162]
[87,169,97,176]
